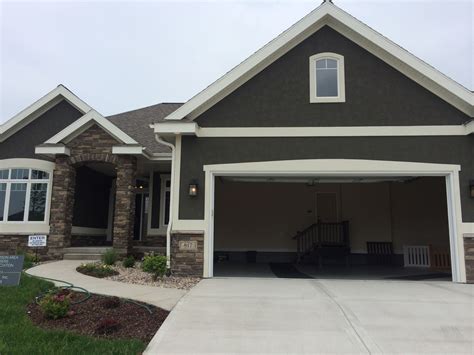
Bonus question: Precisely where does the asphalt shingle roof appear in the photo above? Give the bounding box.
[107,103,183,154]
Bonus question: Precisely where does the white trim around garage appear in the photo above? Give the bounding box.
[200,159,465,282]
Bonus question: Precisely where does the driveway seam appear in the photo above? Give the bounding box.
[310,280,380,354]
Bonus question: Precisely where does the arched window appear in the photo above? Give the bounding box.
[0,159,54,229]
[309,53,345,103]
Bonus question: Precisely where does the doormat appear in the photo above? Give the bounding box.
[269,263,313,279]
[385,273,451,281]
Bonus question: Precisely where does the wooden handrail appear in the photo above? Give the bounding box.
[293,221,349,262]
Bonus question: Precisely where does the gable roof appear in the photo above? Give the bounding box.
[107,103,183,153]
[45,109,139,145]
[0,85,91,142]
[160,2,473,123]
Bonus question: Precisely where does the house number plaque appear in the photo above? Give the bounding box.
[179,240,197,251]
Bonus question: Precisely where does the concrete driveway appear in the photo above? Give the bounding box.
[146,277,474,354]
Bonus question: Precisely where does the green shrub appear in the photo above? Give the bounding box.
[17,251,40,269]
[102,249,118,266]
[76,263,118,278]
[142,254,167,278]
[122,256,135,268]
[39,290,71,319]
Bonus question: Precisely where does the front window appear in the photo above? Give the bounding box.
[0,168,51,223]
[309,53,345,103]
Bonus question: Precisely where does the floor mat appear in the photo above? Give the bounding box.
[269,263,313,279]
[385,272,451,281]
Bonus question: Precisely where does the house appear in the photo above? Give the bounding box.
[1,1,473,283]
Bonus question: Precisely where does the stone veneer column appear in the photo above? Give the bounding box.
[171,233,204,276]
[112,157,136,254]
[49,157,76,258]
[464,234,474,283]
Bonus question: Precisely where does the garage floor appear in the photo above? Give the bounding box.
[214,262,452,281]
[146,277,473,354]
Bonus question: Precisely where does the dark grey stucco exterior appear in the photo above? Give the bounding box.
[0,100,83,159]
[179,135,474,222]
[195,26,471,127]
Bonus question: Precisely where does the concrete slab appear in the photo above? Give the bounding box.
[26,260,186,311]
[146,277,474,354]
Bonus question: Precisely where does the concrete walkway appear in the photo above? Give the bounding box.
[26,260,186,311]
[146,277,474,354]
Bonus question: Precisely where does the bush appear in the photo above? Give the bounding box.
[101,296,121,309]
[76,263,118,278]
[17,251,40,269]
[95,318,121,335]
[142,253,167,278]
[122,256,135,268]
[102,249,118,266]
[39,290,71,319]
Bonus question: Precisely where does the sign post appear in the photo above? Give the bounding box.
[0,255,24,286]
[28,235,47,261]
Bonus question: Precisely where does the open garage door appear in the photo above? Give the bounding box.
[203,160,464,282]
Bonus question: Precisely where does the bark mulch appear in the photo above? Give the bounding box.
[27,292,169,343]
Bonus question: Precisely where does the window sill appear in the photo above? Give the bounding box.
[310,96,346,103]
[0,223,50,235]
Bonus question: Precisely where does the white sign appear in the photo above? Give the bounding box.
[28,235,47,247]
[179,240,197,251]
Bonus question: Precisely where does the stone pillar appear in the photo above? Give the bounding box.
[171,233,204,276]
[464,234,474,283]
[113,157,136,254]
[49,157,76,258]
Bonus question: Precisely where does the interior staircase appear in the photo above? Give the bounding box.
[63,247,108,260]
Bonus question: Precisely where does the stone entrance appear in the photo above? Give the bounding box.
[48,125,137,258]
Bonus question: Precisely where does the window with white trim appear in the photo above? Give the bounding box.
[160,176,171,227]
[309,53,345,103]
[0,168,51,222]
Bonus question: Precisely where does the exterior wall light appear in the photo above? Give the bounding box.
[189,182,198,197]
[470,180,474,198]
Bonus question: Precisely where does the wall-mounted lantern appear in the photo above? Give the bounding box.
[470,180,474,198]
[189,182,198,197]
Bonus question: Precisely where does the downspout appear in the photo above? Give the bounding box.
[154,131,176,272]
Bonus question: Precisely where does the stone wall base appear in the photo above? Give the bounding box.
[133,235,166,247]
[0,235,61,260]
[171,233,204,277]
[464,235,474,284]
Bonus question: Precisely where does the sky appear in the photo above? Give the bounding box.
[0,0,472,123]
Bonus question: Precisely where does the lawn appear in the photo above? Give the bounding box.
[0,274,146,355]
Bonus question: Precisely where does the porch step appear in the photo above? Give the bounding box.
[63,247,109,261]
[63,253,103,261]
[63,247,110,254]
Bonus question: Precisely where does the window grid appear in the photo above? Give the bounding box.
[0,168,51,223]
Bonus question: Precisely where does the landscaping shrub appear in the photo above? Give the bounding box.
[77,263,119,278]
[102,249,118,266]
[101,296,121,309]
[142,253,167,278]
[39,290,71,319]
[17,251,40,269]
[95,318,121,335]
[122,256,135,268]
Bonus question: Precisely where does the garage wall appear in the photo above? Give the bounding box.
[214,178,449,254]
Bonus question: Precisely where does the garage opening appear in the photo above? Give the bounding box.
[213,175,453,281]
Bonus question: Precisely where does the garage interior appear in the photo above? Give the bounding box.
[213,175,452,281]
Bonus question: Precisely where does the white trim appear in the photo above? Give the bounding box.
[0,85,92,142]
[35,145,71,156]
[0,159,54,232]
[201,159,465,282]
[462,223,474,235]
[163,2,473,122]
[309,52,345,103]
[71,226,107,236]
[189,125,473,138]
[153,122,198,136]
[111,145,144,155]
[45,110,138,145]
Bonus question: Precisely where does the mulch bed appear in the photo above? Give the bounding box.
[27,291,169,343]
